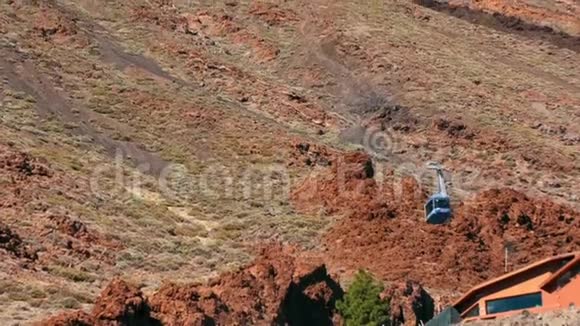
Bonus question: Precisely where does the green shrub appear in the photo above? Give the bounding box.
[337,270,390,326]
[47,265,96,283]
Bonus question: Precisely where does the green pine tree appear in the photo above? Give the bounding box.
[337,270,390,326]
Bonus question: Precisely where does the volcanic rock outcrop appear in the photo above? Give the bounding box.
[41,245,344,326]
[0,223,36,260]
[383,281,435,326]
[292,150,580,292]
[291,150,425,219]
[41,278,157,326]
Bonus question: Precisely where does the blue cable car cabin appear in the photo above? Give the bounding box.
[425,164,452,224]
[425,193,451,224]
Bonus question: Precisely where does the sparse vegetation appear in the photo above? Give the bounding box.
[47,265,97,283]
[59,297,81,309]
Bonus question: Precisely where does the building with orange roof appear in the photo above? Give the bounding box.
[428,251,580,324]
[455,251,580,322]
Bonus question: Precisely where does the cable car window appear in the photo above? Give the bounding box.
[486,293,542,315]
[426,200,434,213]
[436,198,449,208]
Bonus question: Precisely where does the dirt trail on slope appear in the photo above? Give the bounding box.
[72,12,185,85]
[34,0,184,85]
[0,44,169,177]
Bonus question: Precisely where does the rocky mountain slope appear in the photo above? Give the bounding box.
[41,246,344,326]
[0,0,578,324]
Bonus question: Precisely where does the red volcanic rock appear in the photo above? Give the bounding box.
[0,145,121,268]
[175,11,279,62]
[453,188,580,272]
[383,281,435,326]
[150,245,343,325]
[292,151,580,294]
[42,278,158,326]
[0,223,37,260]
[41,310,94,326]
[289,141,335,168]
[291,151,378,216]
[91,278,156,325]
[27,4,90,47]
[249,2,299,26]
[0,152,51,178]
[434,118,476,140]
[291,150,425,219]
[49,214,93,240]
[323,183,580,293]
[41,246,343,326]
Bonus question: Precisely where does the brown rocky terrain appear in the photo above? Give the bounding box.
[0,144,121,271]
[41,246,344,325]
[0,0,579,324]
[291,152,580,295]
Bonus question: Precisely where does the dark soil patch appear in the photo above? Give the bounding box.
[415,0,580,52]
